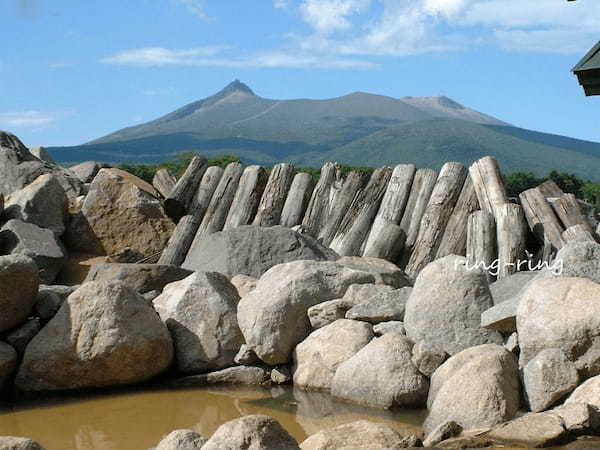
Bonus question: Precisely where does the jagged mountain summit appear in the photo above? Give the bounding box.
[49,80,600,180]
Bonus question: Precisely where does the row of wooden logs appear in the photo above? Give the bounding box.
[153,155,597,280]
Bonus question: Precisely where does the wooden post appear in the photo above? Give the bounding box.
[469,156,507,218]
[192,162,244,244]
[318,171,367,246]
[164,156,208,222]
[405,162,467,278]
[495,203,527,279]
[158,166,223,265]
[551,193,594,233]
[330,167,392,256]
[398,168,438,267]
[302,162,342,237]
[152,168,176,199]
[467,210,496,280]
[562,224,598,244]
[436,176,480,258]
[280,172,315,228]
[363,164,415,257]
[224,165,268,230]
[362,218,405,261]
[519,187,565,252]
[252,163,296,227]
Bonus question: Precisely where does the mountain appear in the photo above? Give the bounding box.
[48,80,600,180]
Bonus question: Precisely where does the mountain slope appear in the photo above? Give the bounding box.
[47,80,600,180]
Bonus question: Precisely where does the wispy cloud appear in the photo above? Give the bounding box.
[273,0,288,10]
[176,0,210,21]
[101,47,376,69]
[0,110,74,130]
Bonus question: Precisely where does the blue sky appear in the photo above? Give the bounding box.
[1,0,599,147]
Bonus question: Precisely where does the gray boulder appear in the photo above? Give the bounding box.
[566,375,600,408]
[523,348,579,412]
[237,260,378,365]
[155,429,207,450]
[230,274,257,298]
[15,281,173,391]
[0,219,66,284]
[345,287,411,324]
[34,285,77,322]
[0,255,39,332]
[549,241,600,283]
[481,296,519,333]
[489,271,539,305]
[5,318,41,354]
[300,420,410,450]
[153,272,243,373]
[68,161,110,183]
[424,344,520,434]
[553,403,600,434]
[307,299,350,329]
[292,319,373,391]
[183,226,338,278]
[0,342,18,390]
[84,263,192,294]
[404,255,503,356]
[0,437,45,450]
[411,342,448,378]
[4,174,68,236]
[486,412,567,448]
[336,256,411,288]
[373,321,405,336]
[271,366,292,384]
[0,131,82,198]
[517,276,600,378]
[169,366,270,388]
[202,415,299,450]
[422,421,462,447]
[29,146,55,164]
[234,344,260,366]
[331,333,428,408]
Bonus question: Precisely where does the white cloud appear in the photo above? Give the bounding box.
[177,0,210,21]
[273,0,289,10]
[0,110,73,129]
[101,47,375,69]
[300,0,371,34]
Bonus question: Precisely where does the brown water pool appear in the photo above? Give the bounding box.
[0,385,427,450]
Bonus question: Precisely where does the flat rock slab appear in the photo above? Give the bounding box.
[169,366,270,388]
[481,296,519,333]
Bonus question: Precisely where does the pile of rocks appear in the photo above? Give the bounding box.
[3,130,600,449]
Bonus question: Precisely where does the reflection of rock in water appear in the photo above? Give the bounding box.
[75,426,117,450]
[291,388,425,438]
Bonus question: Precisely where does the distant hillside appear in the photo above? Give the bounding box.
[48,80,600,180]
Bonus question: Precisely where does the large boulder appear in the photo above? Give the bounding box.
[523,348,579,412]
[155,429,207,450]
[68,161,110,183]
[0,437,45,450]
[202,415,299,450]
[300,420,413,450]
[489,271,539,305]
[292,319,373,392]
[153,272,243,373]
[64,168,174,261]
[424,344,520,435]
[517,277,600,378]
[566,375,600,408]
[0,255,39,332]
[404,255,503,356]
[0,220,66,284]
[550,241,600,283]
[15,281,173,391]
[183,226,338,278]
[237,260,380,365]
[486,412,568,448]
[0,342,18,390]
[331,333,429,408]
[84,263,192,294]
[0,131,82,198]
[4,174,69,236]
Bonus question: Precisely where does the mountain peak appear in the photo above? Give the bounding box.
[219,80,255,96]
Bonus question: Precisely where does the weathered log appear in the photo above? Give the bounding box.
[436,176,480,258]
[519,187,565,252]
[495,203,528,279]
[192,162,244,244]
[398,168,438,267]
[551,193,594,233]
[405,162,468,278]
[537,180,564,199]
[164,156,208,221]
[224,165,268,230]
[562,224,598,244]
[280,172,315,228]
[158,166,223,265]
[466,210,496,280]
[318,171,367,246]
[252,163,296,227]
[152,168,176,199]
[363,164,415,257]
[469,156,507,218]
[330,167,392,256]
[302,162,342,236]
[362,218,405,261]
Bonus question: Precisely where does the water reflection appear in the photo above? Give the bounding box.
[0,385,426,450]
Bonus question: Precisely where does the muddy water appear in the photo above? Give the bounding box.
[0,386,426,450]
